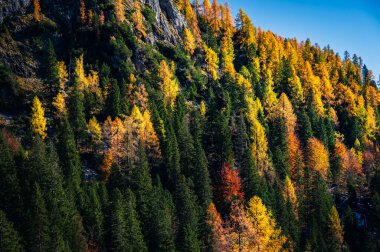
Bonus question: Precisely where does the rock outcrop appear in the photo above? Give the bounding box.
[0,0,31,24]
[135,0,188,44]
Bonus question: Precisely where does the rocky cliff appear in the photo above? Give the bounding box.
[0,0,187,44]
[0,0,31,24]
[143,0,188,44]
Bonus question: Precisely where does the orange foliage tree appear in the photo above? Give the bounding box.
[33,0,41,22]
[306,138,329,179]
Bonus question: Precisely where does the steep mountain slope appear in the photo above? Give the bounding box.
[0,0,379,251]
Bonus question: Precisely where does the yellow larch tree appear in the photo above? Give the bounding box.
[204,45,219,80]
[366,105,377,141]
[58,61,68,91]
[31,96,47,139]
[334,83,357,117]
[220,2,234,32]
[306,138,329,179]
[200,100,206,117]
[183,28,196,55]
[202,0,212,23]
[142,110,161,157]
[74,54,88,89]
[114,0,125,23]
[270,93,297,130]
[263,69,278,116]
[236,8,256,50]
[235,73,252,92]
[183,0,201,41]
[52,92,67,117]
[87,70,100,94]
[88,9,94,26]
[288,66,305,107]
[316,63,334,104]
[282,176,298,210]
[33,0,41,22]
[245,96,273,178]
[131,0,146,38]
[88,116,102,146]
[175,0,185,11]
[327,206,346,251]
[158,60,180,108]
[130,106,161,158]
[102,116,126,166]
[220,28,235,76]
[80,0,87,24]
[246,196,287,251]
[210,0,221,32]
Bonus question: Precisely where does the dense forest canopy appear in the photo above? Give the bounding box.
[0,0,379,251]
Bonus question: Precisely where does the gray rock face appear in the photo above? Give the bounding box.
[0,0,187,44]
[0,0,31,24]
[143,0,188,44]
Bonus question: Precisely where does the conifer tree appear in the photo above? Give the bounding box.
[28,138,87,251]
[44,40,59,100]
[0,132,21,221]
[108,79,121,118]
[59,118,83,206]
[150,178,176,251]
[28,183,51,252]
[191,114,212,209]
[69,83,87,141]
[236,8,256,51]
[83,184,105,250]
[130,144,153,232]
[31,96,47,139]
[124,189,148,252]
[175,176,201,252]
[0,210,23,251]
[327,206,346,252]
[110,189,147,251]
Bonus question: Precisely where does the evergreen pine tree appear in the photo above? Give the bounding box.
[69,83,87,142]
[28,183,51,252]
[108,79,121,118]
[58,117,84,208]
[175,176,201,252]
[0,133,21,221]
[149,177,176,251]
[44,40,59,101]
[0,210,23,251]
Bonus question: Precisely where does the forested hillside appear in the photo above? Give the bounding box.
[0,0,379,251]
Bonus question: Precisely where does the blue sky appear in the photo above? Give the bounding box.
[224,0,380,80]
